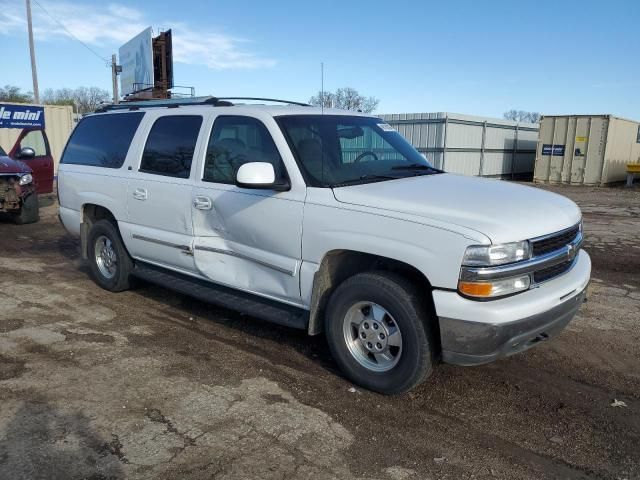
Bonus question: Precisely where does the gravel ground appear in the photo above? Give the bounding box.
[0,183,638,480]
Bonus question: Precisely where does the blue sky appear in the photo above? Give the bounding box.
[1,0,638,118]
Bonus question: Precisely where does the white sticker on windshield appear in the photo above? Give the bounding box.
[377,123,396,132]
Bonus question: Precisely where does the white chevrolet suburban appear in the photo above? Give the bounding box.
[58,97,590,394]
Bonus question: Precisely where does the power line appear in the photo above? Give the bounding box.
[31,0,111,66]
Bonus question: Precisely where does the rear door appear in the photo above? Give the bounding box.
[124,112,205,273]
[9,128,54,193]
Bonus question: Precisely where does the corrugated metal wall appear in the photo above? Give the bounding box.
[0,104,75,172]
[380,112,539,178]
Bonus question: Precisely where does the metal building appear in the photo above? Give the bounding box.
[380,112,539,178]
[0,104,75,172]
[534,114,640,185]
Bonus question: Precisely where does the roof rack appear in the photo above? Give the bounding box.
[217,97,310,107]
[94,96,310,113]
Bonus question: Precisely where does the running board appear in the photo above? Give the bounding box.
[132,262,308,330]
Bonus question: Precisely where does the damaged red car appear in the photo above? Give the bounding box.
[0,145,39,224]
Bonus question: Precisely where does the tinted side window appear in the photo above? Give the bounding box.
[140,116,202,178]
[203,116,286,184]
[61,113,143,168]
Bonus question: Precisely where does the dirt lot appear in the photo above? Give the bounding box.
[0,184,639,480]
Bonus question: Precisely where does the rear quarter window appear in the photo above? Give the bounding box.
[61,112,144,168]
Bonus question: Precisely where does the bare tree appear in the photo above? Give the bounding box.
[525,112,541,123]
[0,85,33,103]
[310,87,379,113]
[41,88,75,107]
[309,91,336,109]
[74,87,110,114]
[503,109,519,121]
[42,86,110,114]
[504,109,541,123]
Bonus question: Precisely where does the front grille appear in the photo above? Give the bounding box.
[531,225,579,257]
[533,260,574,283]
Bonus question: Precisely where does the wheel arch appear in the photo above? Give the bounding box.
[80,203,118,259]
[307,250,439,343]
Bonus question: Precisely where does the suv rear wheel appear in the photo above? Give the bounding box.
[87,219,133,292]
[325,271,435,394]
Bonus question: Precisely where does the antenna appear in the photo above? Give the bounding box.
[321,61,324,115]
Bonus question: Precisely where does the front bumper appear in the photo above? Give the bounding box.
[435,250,591,366]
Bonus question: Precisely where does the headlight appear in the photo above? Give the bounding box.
[462,241,531,266]
[459,241,533,299]
[19,173,33,185]
[459,274,531,299]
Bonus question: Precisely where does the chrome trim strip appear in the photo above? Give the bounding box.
[132,234,192,253]
[530,222,581,242]
[193,245,296,276]
[461,232,583,281]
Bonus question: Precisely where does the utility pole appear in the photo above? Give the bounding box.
[111,54,120,104]
[25,0,40,103]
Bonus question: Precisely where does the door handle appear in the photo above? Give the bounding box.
[133,188,148,200]
[193,196,213,210]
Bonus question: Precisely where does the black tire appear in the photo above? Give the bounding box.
[87,219,133,292]
[325,271,435,394]
[13,193,39,224]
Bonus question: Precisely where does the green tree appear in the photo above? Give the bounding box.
[0,85,33,103]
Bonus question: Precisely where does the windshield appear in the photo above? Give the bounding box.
[276,115,440,187]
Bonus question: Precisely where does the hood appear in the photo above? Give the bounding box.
[332,173,581,244]
[0,155,31,175]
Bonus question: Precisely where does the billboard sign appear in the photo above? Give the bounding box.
[119,27,154,95]
[0,104,45,129]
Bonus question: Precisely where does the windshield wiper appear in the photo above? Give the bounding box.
[391,164,441,173]
[331,174,402,188]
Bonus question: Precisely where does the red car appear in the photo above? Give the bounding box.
[0,128,54,224]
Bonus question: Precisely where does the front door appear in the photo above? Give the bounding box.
[10,128,54,193]
[125,113,205,273]
[191,114,305,306]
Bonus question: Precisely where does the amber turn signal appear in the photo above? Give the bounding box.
[458,281,493,297]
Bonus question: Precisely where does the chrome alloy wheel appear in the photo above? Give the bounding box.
[94,235,117,279]
[342,301,403,372]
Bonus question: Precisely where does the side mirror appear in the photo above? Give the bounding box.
[236,162,290,191]
[17,147,36,159]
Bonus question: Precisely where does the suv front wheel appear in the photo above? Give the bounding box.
[87,219,133,292]
[325,271,435,394]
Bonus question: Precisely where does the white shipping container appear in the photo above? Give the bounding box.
[0,104,75,173]
[534,114,640,185]
[381,112,539,178]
